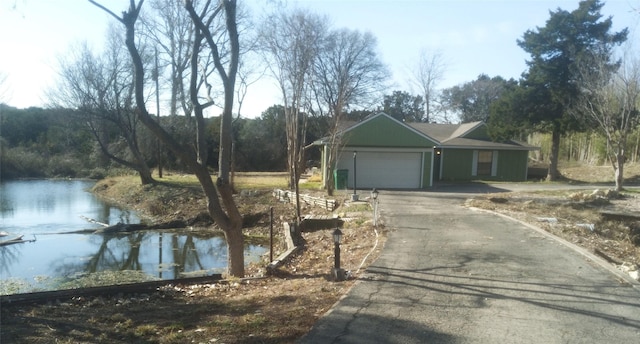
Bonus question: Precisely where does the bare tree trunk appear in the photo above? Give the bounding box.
[611,136,627,191]
[633,130,640,163]
[325,120,343,197]
[286,108,299,190]
[547,127,561,181]
[130,145,155,185]
[614,153,624,191]
[326,148,335,196]
[89,122,154,185]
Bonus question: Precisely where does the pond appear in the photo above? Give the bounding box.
[0,180,267,295]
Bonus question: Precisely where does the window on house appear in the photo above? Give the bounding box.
[477,150,493,176]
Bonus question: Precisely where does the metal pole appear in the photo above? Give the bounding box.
[158,232,163,279]
[373,199,378,227]
[154,47,163,178]
[270,207,274,263]
[334,241,341,270]
[371,189,378,226]
[353,151,357,196]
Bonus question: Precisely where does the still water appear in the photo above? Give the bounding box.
[0,180,267,294]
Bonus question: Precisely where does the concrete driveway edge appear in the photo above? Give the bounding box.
[469,206,640,290]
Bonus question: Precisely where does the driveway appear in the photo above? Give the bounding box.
[299,188,640,343]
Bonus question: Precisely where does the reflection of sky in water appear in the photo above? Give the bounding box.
[0,180,137,234]
[0,180,267,294]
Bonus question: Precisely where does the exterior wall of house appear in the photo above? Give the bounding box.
[495,150,528,181]
[440,149,475,180]
[422,151,433,188]
[440,148,529,182]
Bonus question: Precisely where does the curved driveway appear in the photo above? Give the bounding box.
[299,186,640,343]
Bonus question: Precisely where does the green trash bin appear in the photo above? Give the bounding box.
[334,169,348,190]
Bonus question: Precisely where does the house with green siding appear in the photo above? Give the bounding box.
[314,112,538,189]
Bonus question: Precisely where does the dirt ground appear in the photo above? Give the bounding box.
[1,175,387,344]
[2,164,640,343]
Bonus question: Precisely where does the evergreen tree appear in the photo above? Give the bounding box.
[510,0,627,180]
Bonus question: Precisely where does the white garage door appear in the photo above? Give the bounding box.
[336,151,422,189]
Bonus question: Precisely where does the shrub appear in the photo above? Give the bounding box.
[0,147,47,178]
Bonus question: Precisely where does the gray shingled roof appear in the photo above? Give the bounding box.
[408,121,536,150]
[441,137,535,150]
[407,121,482,142]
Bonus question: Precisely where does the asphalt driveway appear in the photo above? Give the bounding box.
[299,188,640,343]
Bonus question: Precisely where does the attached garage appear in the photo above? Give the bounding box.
[335,150,424,189]
[316,113,437,189]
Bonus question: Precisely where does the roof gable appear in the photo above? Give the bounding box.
[449,121,485,140]
[340,113,437,148]
[408,121,487,142]
[407,123,457,142]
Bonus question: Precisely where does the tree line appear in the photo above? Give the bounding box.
[0,92,445,181]
[0,103,321,179]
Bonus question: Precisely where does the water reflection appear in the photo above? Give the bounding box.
[0,179,136,234]
[0,197,14,215]
[0,180,267,295]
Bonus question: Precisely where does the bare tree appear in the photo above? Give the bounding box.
[89,0,245,277]
[50,33,155,185]
[141,0,195,117]
[260,9,327,221]
[313,28,388,195]
[410,49,446,123]
[573,51,640,191]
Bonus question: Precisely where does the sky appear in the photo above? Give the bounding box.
[0,0,638,118]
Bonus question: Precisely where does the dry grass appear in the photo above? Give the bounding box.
[558,162,640,184]
[233,172,289,189]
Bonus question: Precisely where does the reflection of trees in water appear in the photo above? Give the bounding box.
[48,231,228,280]
[170,235,226,277]
[51,233,146,278]
[117,210,135,225]
[98,202,111,227]
[83,233,146,273]
[0,189,17,280]
[95,202,138,228]
[0,245,21,276]
[120,233,144,270]
[0,195,14,215]
[200,236,228,266]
